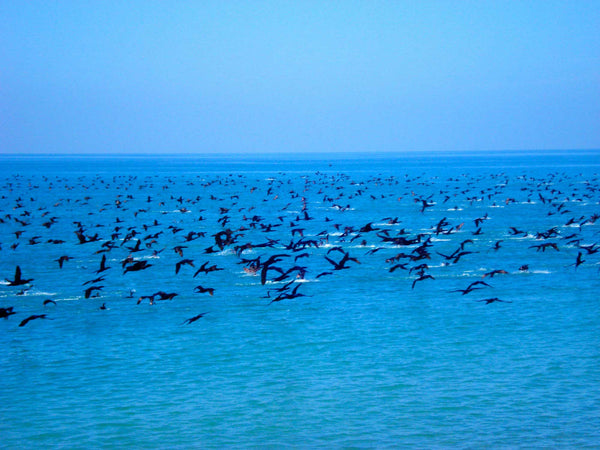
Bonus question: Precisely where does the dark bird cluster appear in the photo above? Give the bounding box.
[1,167,599,330]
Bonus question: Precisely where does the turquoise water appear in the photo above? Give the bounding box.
[1,151,599,447]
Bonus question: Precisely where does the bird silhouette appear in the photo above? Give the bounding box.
[19,314,49,327]
[182,312,209,325]
[477,297,512,304]
[6,266,33,286]
[194,285,215,296]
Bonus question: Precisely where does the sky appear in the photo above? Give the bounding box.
[1,1,599,155]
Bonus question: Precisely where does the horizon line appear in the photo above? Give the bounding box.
[1,148,599,158]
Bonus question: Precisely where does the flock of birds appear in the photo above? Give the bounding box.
[1,167,599,328]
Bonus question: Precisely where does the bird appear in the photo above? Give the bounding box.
[0,306,16,319]
[412,274,434,289]
[19,314,49,327]
[194,261,225,277]
[449,280,492,295]
[123,260,152,274]
[324,250,359,271]
[154,291,178,301]
[175,259,195,274]
[194,285,215,296]
[477,297,512,304]
[182,312,209,325]
[389,263,408,273]
[96,254,110,273]
[567,251,585,268]
[55,255,73,268]
[5,265,33,286]
[269,283,306,304]
[84,285,104,299]
[482,269,509,278]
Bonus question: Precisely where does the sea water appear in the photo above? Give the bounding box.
[0,151,599,448]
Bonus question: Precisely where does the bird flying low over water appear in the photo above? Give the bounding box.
[0,306,16,319]
[477,298,512,304]
[84,285,104,299]
[123,260,152,274]
[194,285,215,296]
[482,269,509,278]
[182,312,209,325]
[19,314,50,327]
[6,266,33,286]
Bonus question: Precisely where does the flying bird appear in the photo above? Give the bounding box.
[5,266,33,286]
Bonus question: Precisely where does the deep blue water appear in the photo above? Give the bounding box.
[1,151,599,448]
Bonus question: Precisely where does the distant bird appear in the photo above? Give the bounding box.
[450,280,491,295]
[175,259,195,274]
[19,314,49,327]
[154,291,178,301]
[0,306,16,319]
[476,298,512,304]
[83,276,105,286]
[173,245,187,257]
[55,255,73,268]
[85,285,104,299]
[194,285,215,296]
[182,312,209,325]
[123,260,152,274]
[412,274,434,289]
[269,283,306,304]
[491,240,503,251]
[389,263,408,273]
[482,269,509,278]
[96,254,110,273]
[194,261,225,277]
[567,251,585,268]
[5,266,33,286]
[529,243,559,252]
[324,250,359,271]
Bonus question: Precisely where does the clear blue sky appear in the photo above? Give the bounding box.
[1,1,598,154]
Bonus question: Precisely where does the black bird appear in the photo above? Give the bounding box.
[0,306,16,319]
[482,269,509,278]
[389,263,408,273]
[194,285,215,296]
[182,312,209,325]
[175,259,195,274]
[529,243,559,252]
[83,276,106,286]
[258,254,290,285]
[412,274,434,289]
[96,254,110,274]
[567,251,585,268]
[6,266,33,286]
[85,285,104,299]
[154,291,178,301]
[450,280,492,295]
[269,283,306,304]
[477,297,512,304]
[491,240,502,251]
[194,261,225,277]
[19,314,49,327]
[55,255,73,268]
[324,250,359,271]
[123,260,152,274]
[173,245,187,257]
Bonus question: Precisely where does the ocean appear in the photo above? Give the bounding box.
[1,150,599,448]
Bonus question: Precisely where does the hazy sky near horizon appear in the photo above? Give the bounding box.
[1,1,599,154]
